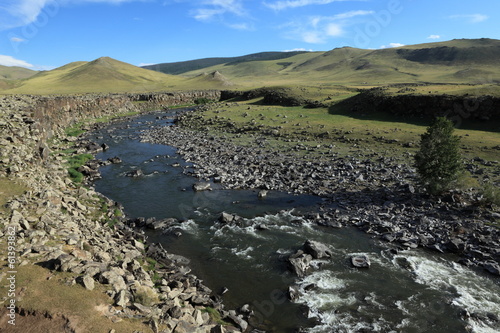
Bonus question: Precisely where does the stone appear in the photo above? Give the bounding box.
[288,250,313,277]
[78,275,95,290]
[257,190,268,199]
[351,255,370,268]
[227,310,248,332]
[193,182,211,191]
[483,262,500,276]
[303,240,332,259]
[115,289,129,307]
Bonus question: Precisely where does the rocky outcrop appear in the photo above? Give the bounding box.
[344,87,500,125]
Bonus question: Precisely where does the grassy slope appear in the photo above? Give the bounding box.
[178,39,500,87]
[2,57,190,94]
[0,65,37,80]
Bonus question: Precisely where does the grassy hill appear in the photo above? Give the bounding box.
[0,65,37,80]
[2,38,500,95]
[2,57,190,94]
[162,38,500,87]
[142,51,309,75]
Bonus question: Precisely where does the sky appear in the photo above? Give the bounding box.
[0,0,499,70]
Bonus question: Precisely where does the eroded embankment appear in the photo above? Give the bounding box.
[0,91,253,333]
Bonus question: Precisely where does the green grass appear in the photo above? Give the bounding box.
[191,98,500,166]
[65,153,93,183]
[0,177,26,215]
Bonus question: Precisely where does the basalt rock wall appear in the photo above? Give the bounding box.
[349,89,500,125]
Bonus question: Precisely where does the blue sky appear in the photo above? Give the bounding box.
[0,0,499,70]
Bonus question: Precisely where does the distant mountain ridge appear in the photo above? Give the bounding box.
[2,38,500,95]
[142,51,310,75]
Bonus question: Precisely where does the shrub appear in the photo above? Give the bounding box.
[194,97,213,105]
[481,183,500,206]
[414,117,463,194]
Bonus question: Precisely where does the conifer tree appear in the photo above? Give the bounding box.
[414,117,463,194]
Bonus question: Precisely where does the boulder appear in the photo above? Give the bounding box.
[483,261,500,276]
[77,275,95,290]
[351,255,370,268]
[288,250,313,277]
[303,240,332,259]
[193,182,211,191]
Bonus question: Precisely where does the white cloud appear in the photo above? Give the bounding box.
[427,35,441,40]
[449,14,488,23]
[264,0,362,11]
[10,37,26,42]
[282,10,372,44]
[191,0,246,22]
[0,0,144,30]
[380,42,405,49]
[0,55,34,68]
[283,48,313,52]
[227,22,254,30]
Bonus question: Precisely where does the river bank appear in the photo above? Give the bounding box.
[0,93,245,332]
[141,103,500,278]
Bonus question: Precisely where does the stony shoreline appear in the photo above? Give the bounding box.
[0,93,248,333]
[141,104,500,277]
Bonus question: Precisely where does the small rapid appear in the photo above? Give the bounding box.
[88,109,500,333]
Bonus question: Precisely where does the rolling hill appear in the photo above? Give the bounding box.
[147,38,500,87]
[142,51,310,75]
[0,65,37,80]
[1,38,499,95]
[2,57,190,94]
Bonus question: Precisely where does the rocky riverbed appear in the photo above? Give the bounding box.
[0,93,247,333]
[141,104,500,278]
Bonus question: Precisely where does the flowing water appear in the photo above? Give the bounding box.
[89,109,500,333]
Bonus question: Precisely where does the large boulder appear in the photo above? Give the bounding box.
[288,250,313,277]
[351,255,371,268]
[303,240,333,259]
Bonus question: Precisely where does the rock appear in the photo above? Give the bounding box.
[126,169,143,177]
[257,190,268,199]
[219,212,239,224]
[483,261,500,276]
[303,240,332,259]
[115,289,129,307]
[108,156,122,164]
[288,250,313,277]
[100,270,127,292]
[227,310,248,332]
[78,275,95,290]
[193,182,211,191]
[351,255,370,268]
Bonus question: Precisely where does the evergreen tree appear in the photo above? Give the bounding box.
[414,117,463,194]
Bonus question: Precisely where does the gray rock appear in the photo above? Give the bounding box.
[115,289,129,307]
[483,261,500,276]
[78,275,95,290]
[288,250,313,277]
[193,182,211,191]
[351,255,370,268]
[227,310,248,332]
[303,240,332,259]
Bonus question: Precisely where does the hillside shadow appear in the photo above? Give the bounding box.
[328,93,500,133]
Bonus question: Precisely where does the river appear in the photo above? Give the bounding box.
[88,108,500,333]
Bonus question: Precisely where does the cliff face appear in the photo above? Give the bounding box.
[348,89,500,127]
[3,91,221,161]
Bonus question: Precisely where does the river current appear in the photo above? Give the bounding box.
[89,109,500,333]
